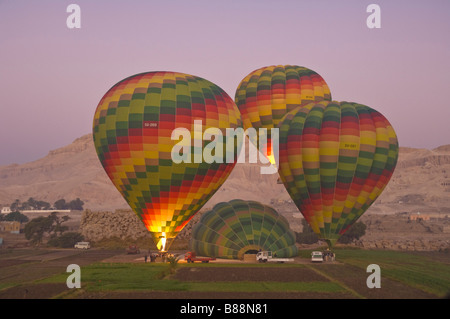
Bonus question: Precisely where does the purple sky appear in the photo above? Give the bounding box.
[1,0,449,166]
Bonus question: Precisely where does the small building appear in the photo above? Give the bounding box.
[0,221,21,234]
[409,212,430,221]
[1,207,12,214]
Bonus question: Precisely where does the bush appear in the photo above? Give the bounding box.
[296,232,319,244]
[54,198,84,210]
[294,219,367,245]
[338,222,366,244]
[24,216,54,245]
[2,211,28,223]
[23,212,70,246]
[47,232,84,248]
[295,218,319,244]
[167,255,180,274]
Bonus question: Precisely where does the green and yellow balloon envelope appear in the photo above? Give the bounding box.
[278,101,399,248]
[191,199,298,259]
[93,71,242,252]
[235,65,332,164]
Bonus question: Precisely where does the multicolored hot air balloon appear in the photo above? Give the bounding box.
[278,101,399,248]
[93,71,242,252]
[235,65,332,165]
[190,199,298,259]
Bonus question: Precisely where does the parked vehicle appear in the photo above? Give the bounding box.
[311,251,323,263]
[74,242,90,249]
[184,251,216,263]
[126,245,140,254]
[256,251,294,263]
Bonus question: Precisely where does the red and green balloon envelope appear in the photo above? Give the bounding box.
[92,71,242,252]
[235,65,331,165]
[278,101,399,248]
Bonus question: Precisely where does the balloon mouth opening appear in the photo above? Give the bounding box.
[152,232,177,252]
[159,233,167,252]
[323,238,338,250]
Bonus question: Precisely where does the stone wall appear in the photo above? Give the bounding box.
[80,209,149,241]
[354,238,449,251]
[354,214,450,252]
[79,209,203,242]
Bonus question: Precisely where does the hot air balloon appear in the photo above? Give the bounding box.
[190,199,298,259]
[235,65,332,165]
[93,71,242,252]
[278,101,399,248]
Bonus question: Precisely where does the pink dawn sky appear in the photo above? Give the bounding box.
[0,0,449,166]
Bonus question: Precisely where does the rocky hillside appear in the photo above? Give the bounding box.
[0,134,288,211]
[370,144,450,217]
[0,134,127,211]
[0,133,449,219]
[1,134,449,251]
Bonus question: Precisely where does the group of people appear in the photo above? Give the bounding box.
[144,250,158,263]
[323,250,336,262]
[144,251,174,263]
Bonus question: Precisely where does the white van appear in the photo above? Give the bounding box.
[74,242,91,249]
[311,251,323,262]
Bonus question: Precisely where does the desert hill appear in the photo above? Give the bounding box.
[0,134,287,211]
[0,134,449,221]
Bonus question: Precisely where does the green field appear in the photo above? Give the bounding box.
[1,248,449,299]
[324,249,450,297]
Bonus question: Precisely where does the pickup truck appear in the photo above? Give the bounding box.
[256,251,294,263]
[185,251,216,263]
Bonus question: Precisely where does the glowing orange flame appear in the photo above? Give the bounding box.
[157,232,167,252]
[266,153,276,165]
[265,140,276,165]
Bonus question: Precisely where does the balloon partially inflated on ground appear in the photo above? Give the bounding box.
[277,101,399,248]
[92,71,242,252]
[191,199,298,259]
[235,65,332,165]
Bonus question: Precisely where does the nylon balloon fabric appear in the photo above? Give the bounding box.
[235,65,332,164]
[93,71,242,251]
[190,199,298,259]
[278,101,399,248]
